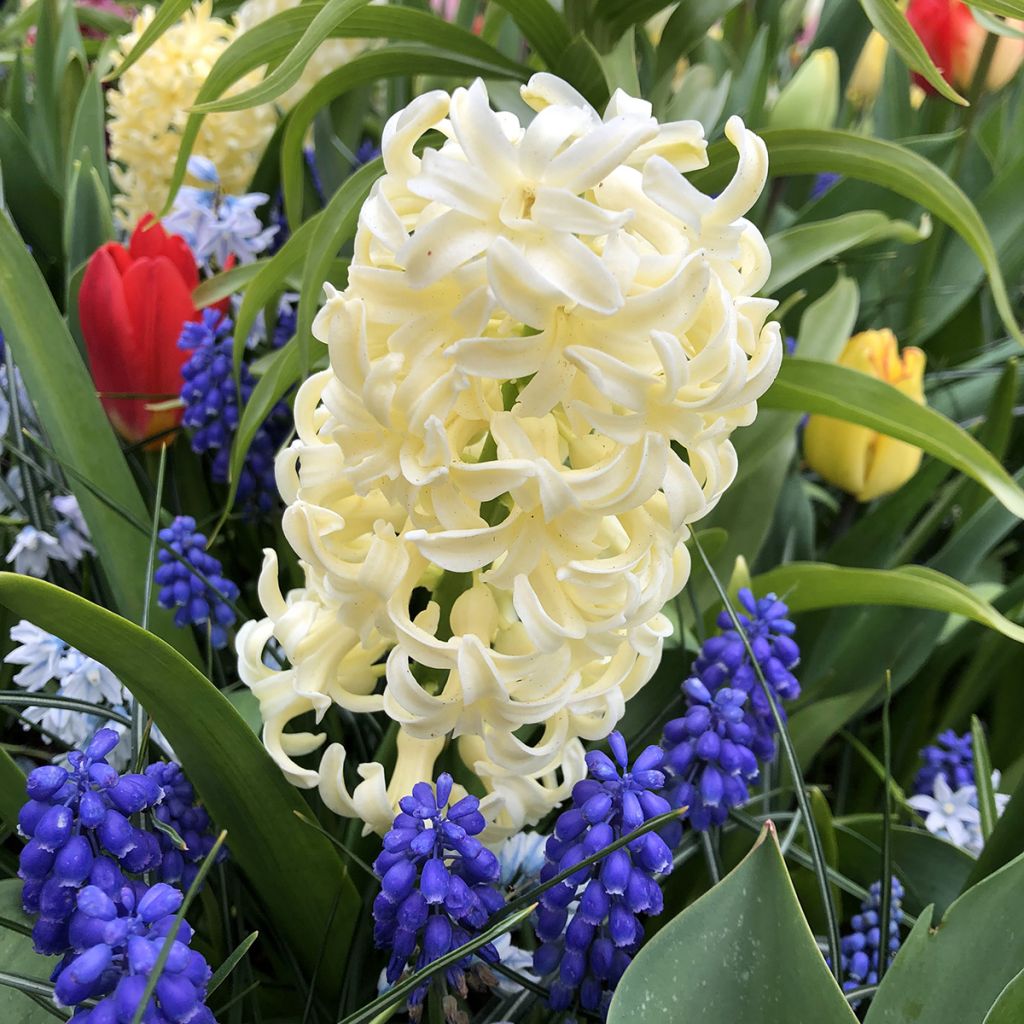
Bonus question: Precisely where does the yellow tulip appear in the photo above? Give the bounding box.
[770,48,839,130]
[847,30,889,106]
[803,329,927,502]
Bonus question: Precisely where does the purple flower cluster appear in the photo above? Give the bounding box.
[17,730,219,1022]
[372,773,503,1011]
[178,310,291,516]
[155,516,238,650]
[18,730,163,954]
[840,877,904,993]
[661,589,801,829]
[533,733,673,1017]
[913,730,973,796]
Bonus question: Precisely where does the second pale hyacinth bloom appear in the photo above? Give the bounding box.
[803,329,926,503]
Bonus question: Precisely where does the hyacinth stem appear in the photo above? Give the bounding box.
[691,533,843,981]
[129,830,228,1024]
[878,673,894,985]
[135,443,167,766]
[0,692,133,725]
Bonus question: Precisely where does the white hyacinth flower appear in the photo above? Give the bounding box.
[238,75,782,838]
[6,525,68,577]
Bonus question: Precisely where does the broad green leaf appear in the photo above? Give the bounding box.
[0,112,62,258]
[653,0,743,92]
[866,846,1024,1022]
[749,562,1024,644]
[592,0,674,37]
[65,67,108,194]
[103,0,192,81]
[691,130,1023,347]
[795,271,859,362]
[763,358,1024,518]
[968,0,1024,17]
[64,153,113,279]
[973,716,999,841]
[0,213,196,660]
[984,970,1024,1024]
[608,825,857,1023]
[487,0,572,75]
[192,262,266,308]
[765,210,929,294]
[0,573,356,1002]
[970,7,1024,37]
[0,880,56,1024]
[0,746,25,831]
[200,0,374,112]
[280,46,527,228]
[857,0,968,105]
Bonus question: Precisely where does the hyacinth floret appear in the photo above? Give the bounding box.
[840,877,904,993]
[372,772,503,1011]
[144,762,223,888]
[56,881,215,1024]
[17,729,163,954]
[913,729,973,796]
[661,589,800,829]
[155,517,238,649]
[533,732,673,1017]
[179,311,291,515]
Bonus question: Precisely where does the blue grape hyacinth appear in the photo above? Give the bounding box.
[533,732,673,1018]
[661,589,801,830]
[155,517,238,649]
[913,729,974,796]
[372,773,503,1011]
[17,729,163,954]
[840,877,904,993]
[56,881,215,1024]
[178,310,291,516]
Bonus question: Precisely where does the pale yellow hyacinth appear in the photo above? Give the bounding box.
[235,0,382,111]
[107,1,276,227]
[238,75,783,839]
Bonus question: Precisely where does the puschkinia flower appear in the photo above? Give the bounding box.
[57,882,216,1024]
[18,729,163,954]
[533,733,673,1016]
[907,771,1009,856]
[239,74,782,840]
[913,729,973,796]
[6,525,68,577]
[178,310,292,516]
[372,773,503,1012]
[497,830,547,891]
[840,878,904,993]
[163,157,278,268]
[52,495,95,568]
[661,589,800,828]
[155,517,238,649]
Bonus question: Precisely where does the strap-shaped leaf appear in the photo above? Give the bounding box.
[691,129,1023,347]
[0,573,356,1002]
[103,0,192,81]
[857,0,968,105]
[764,358,1024,518]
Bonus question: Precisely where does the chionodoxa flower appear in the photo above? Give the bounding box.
[238,74,783,839]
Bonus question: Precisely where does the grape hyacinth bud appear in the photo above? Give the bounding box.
[913,729,974,796]
[144,762,224,888]
[533,733,673,1018]
[18,729,163,954]
[661,589,801,830]
[55,881,216,1024]
[372,773,503,1013]
[178,310,291,516]
[840,878,904,993]
[155,516,238,649]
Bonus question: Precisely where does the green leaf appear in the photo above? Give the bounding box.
[856,0,968,105]
[748,562,1024,644]
[983,970,1024,1024]
[965,760,1024,891]
[0,573,356,1003]
[763,358,1024,518]
[690,129,1024,347]
[765,210,929,294]
[607,825,857,1022]
[795,271,859,363]
[280,46,526,228]
[866,846,1024,1023]
[0,112,63,259]
[967,0,1024,18]
[0,746,25,832]
[65,68,109,195]
[191,262,266,309]
[973,716,999,842]
[0,212,196,660]
[486,0,572,74]
[653,0,743,92]
[0,881,56,1024]
[64,153,113,279]
[103,0,192,81]
[200,0,374,113]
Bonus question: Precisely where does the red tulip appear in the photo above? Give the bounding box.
[79,214,201,445]
[906,0,1024,94]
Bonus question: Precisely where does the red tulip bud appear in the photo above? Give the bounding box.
[79,215,200,445]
